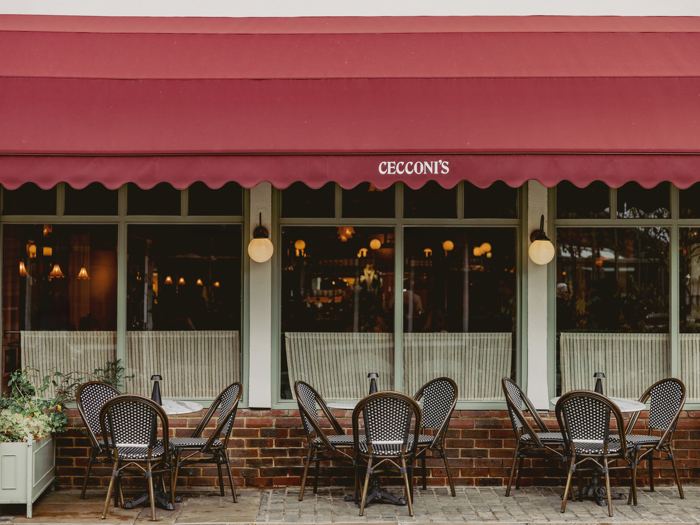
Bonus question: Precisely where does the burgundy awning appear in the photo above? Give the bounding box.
[2,15,700,189]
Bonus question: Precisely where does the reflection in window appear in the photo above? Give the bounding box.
[679,228,700,400]
[616,182,670,219]
[188,182,242,216]
[127,183,181,216]
[679,184,700,219]
[2,224,118,395]
[555,227,669,397]
[557,181,610,219]
[403,228,516,400]
[280,227,395,399]
[127,225,242,398]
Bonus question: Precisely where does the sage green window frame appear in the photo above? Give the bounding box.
[273,182,527,410]
[0,182,249,409]
[548,183,694,408]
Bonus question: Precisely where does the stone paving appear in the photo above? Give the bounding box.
[2,485,700,524]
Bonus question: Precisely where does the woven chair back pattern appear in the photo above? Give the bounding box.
[127,330,240,398]
[560,395,612,443]
[78,382,120,437]
[404,332,512,400]
[648,379,684,431]
[363,396,414,454]
[286,333,393,399]
[561,333,669,398]
[420,378,456,430]
[295,381,321,436]
[103,398,160,449]
[217,383,241,436]
[503,379,525,431]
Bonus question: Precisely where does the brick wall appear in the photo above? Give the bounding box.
[56,408,700,492]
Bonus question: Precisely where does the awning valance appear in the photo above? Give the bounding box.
[2,15,700,190]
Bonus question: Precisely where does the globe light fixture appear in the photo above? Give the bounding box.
[294,239,306,257]
[369,239,382,250]
[529,214,555,265]
[248,213,274,263]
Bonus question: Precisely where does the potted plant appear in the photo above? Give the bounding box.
[0,368,69,518]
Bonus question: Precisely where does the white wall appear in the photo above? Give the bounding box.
[2,0,699,17]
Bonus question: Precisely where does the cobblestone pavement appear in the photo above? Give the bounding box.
[3,486,700,524]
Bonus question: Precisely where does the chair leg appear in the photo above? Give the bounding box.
[172,452,181,506]
[217,462,225,496]
[561,458,574,513]
[668,446,684,499]
[505,445,519,497]
[401,457,414,517]
[628,461,638,506]
[313,459,320,493]
[224,454,238,503]
[147,462,157,522]
[422,453,427,490]
[102,462,118,520]
[577,469,583,502]
[81,456,95,499]
[299,451,313,501]
[359,458,373,516]
[515,456,525,489]
[441,448,456,497]
[113,461,121,509]
[649,455,655,492]
[603,458,613,518]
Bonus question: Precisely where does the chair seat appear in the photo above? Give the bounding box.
[170,437,224,449]
[612,434,660,447]
[114,440,167,459]
[313,434,363,447]
[572,440,623,455]
[521,432,564,443]
[358,439,416,455]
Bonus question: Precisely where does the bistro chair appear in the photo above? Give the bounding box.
[294,380,358,501]
[99,394,173,521]
[352,391,421,516]
[76,381,121,500]
[555,390,636,517]
[501,378,564,496]
[413,377,458,496]
[623,378,686,499]
[170,382,242,503]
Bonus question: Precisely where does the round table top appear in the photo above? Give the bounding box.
[550,396,646,413]
[162,400,203,415]
[326,401,359,410]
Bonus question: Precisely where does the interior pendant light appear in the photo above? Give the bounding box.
[19,260,28,277]
[248,213,274,263]
[74,238,90,280]
[164,276,173,285]
[49,263,65,279]
[529,214,555,265]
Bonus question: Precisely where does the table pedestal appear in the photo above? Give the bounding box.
[343,476,407,506]
[574,471,626,507]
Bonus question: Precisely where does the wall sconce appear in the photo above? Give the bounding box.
[369,239,381,250]
[294,239,306,257]
[19,260,28,277]
[473,246,482,257]
[480,242,491,254]
[248,213,274,263]
[43,246,53,257]
[529,214,555,265]
[164,276,173,285]
[27,243,37,259]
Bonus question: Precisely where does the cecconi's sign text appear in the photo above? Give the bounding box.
[378,160,450,175]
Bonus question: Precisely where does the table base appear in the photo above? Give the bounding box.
[343,476,407,506]
[122,476,181,511]
[572,473,626,507]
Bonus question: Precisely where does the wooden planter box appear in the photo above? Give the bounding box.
[0,434,55,518]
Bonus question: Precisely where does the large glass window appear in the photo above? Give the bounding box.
[126,225,242,398]
[2,224,118,394]
[279,181,520,404]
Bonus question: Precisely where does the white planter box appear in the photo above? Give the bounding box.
[0,434,56,518]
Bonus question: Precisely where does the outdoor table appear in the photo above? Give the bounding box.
[550,394,646,507]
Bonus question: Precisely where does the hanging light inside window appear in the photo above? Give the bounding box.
[27,243,37,259]
[196,278,203,286]
[19,260,28,277]
[74,238,90,280]
[164,276,173,285]
[49,263,65,279]
[529,214,555,265]
[213,281,220,288]
[248,213,274,263]
[424,248,432,258]
[294,239,306,257]
[178,277,186,285]
[442,240,454,256]
[369,239,381,250]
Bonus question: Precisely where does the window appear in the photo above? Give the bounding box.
[1,182,245,402]
[278,182,520,404]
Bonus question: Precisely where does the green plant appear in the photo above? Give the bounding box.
[0,368,69,443]
[53,358,135,402]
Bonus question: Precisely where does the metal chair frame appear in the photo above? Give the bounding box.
[555,390,636,518]
[294,380,355,501]
[171,382,242,503]
[352,391,422,517]
[413,377,458,496]
[76,381,121,500]
[625,378,686,499]
[502,377,564,497]
[99,394,173,522]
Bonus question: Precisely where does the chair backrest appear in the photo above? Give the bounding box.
[201,382,242,449]
[501,377,548,446]
[628,378,685,444]
[294,381,344,449]
[352,391,421,457]
[555,390,627,456]
[76,381,121,450]
[99,394,169,460]
[413,377,457,447]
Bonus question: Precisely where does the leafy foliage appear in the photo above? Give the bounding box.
[53,359,134,403]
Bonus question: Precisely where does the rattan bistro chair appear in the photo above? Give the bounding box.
[502,378,564,496]
[352,392,422,516]
[99,394,173,521]
[624,378,686,499]
[76,381,121,500]
[295,381,357,501]
[413,377,458,496]
[170,382,242,503]
[555,391,636,518]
